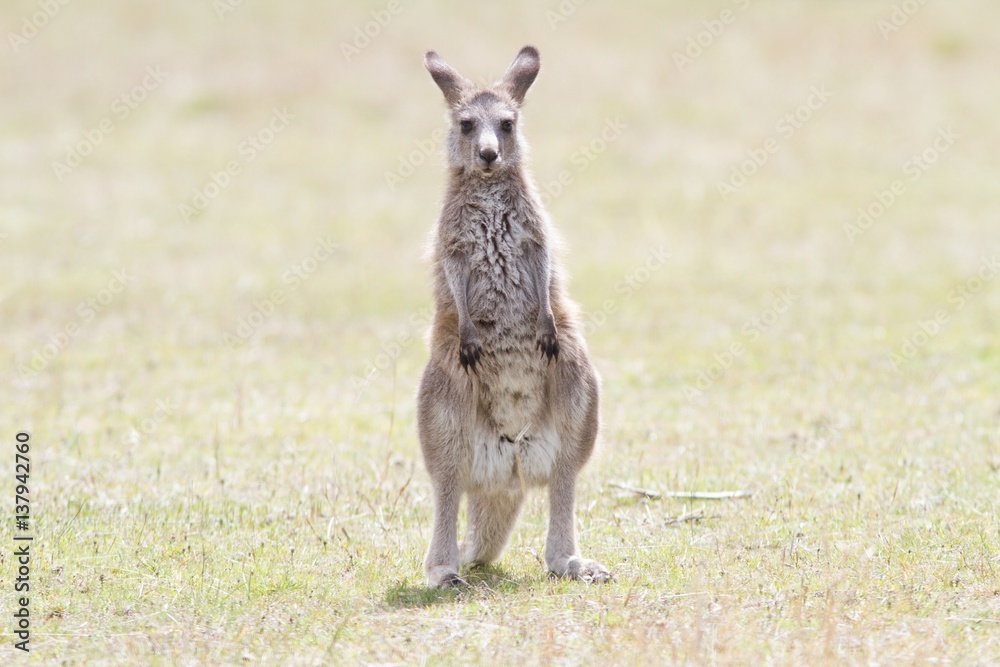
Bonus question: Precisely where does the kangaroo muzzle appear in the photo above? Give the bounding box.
[477,131,500,171]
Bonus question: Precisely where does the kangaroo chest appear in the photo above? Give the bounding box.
[460,204,540,330]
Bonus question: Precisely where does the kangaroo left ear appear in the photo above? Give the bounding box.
[500,46,540,105]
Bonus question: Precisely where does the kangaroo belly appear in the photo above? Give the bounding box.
[468,354,559,491]
[480,354,545,434]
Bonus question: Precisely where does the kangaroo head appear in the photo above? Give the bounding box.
[424,46,541,178]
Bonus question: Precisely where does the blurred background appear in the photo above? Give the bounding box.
[1,0,999,663]
[4,0,996,472]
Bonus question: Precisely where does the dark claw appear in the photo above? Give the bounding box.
[536,333,559,364]
[459,340,482,374]
[440,573,468,588]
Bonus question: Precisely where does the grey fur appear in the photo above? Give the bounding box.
[417,46,610,587]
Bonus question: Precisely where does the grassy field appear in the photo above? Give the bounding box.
[2,0,1000,664]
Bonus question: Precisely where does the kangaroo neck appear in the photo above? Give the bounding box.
[447,167,523,201]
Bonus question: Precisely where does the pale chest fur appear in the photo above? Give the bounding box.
[469,422,561,492]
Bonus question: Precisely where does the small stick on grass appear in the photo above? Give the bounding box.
[608,482,752,500]
[608,482,662,499]
[664,508,719,525]
[660,490,753,500]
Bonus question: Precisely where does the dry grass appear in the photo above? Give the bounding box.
[2,0,999,664]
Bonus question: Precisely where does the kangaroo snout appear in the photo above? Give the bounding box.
[478,147,499,169]
[477,130,500,171]
[477,128,500,172]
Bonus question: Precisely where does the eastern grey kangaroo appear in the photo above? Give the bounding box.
[416,46,610,587]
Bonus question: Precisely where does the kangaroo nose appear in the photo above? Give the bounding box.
[479,148,498,165]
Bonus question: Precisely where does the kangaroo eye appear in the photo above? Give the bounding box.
[500,120,513,133]
[459,120,474,134]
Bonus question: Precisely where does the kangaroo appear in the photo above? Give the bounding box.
[417,46,610,587]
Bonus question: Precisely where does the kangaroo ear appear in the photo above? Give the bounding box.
[424,51,467,106]
[500,46,540,104]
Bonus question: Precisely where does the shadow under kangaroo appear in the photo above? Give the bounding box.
[416,45,611,588]
[385,565,532,608]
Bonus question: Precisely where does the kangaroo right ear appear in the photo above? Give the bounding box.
[500,46,541,105]
[424,51,466,107]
